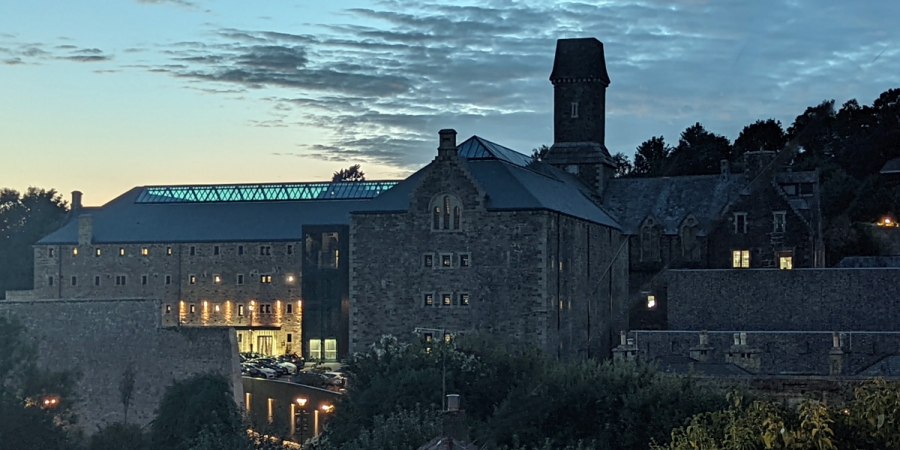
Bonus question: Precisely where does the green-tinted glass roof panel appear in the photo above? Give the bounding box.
[135,181,399,203]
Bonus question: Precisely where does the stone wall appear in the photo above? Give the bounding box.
[666,268,900,331]
[31,241,303,356]
[0,297,242,434]
[242,378,340,443]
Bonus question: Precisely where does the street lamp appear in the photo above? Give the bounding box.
[414,326,448,411]
[248,303,255,354]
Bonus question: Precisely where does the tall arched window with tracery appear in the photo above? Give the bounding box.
[431,194,462,231]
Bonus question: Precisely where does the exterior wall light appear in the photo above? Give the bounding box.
[295,397,308,406]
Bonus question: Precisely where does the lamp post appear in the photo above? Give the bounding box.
[414,326,447,411]
[248,303,255,354]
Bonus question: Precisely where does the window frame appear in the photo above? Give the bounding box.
[733,212,748,234]
[431,194,463,231]
[732,250,750,268]
[459,253,471,268]
[773,211,787,233]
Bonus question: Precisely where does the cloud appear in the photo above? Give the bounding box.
[142,0,900,169]
[0,39,113,64]
[135,0,196,8]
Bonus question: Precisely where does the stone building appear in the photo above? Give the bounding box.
[20,181,397,360]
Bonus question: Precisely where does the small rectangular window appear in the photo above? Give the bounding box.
[190,246,195,256]
[213,274,222,284]
[424,294,434,306]
[214,246,220,255]
[780,256,793,270]
[424,333,433,342]
[94,276,100,286]
[783,184,797,196]
[441,254,452,267]
[238,304,245,316]
[238,245,244,255]
[141,247,149,256]
[165,275,171,285]
[286,304,293,314]
[571,102,579,118]
[442,293,452,306]
[48,248,55,257]
[260,246,271,256]
[71,276,77,286]
[460,293,469,306]
[73,248,78,256]
[165,305,171,314]
[189,275,196,284]
[260,275,272,284]
[773,211,786,233]
[444,333,452,343]
[48,276,54,286]
[115,275,126,286]
[287,244,293,255]
[141,275,148,285]
[287,333,292,343]
[423,254,433,268]
[167,247,173,255]
[119,248,125,256]
[734,213,747,234]
[460,253,470,268]
[190,304,196,314]
[95,248,101,257]
[237,274,244,285]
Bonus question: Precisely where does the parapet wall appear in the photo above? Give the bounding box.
[667,268,900,331]
[0,298,242,433]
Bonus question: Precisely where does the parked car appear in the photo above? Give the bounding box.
[278,354,305,369]
[243,363,277,379]
[241,365,267,379]
[257,358,297,375]
[323,372,347,387]
[252,360,288,376]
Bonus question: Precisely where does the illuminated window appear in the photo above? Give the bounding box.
[214,304,220,312]
[141,247,149,256]
[571,102,579,118]
[95,248,101,257]
[442,293,452,306]
[424,333,433,342]
[72,248,78,256]
[238,304,245,316]
[189,275,196,284]
[778,251,794,270]
[213,246,219,255]
[733,212,747,234]
[424,293,434,306]
[444,333,451,343]
[460,253,470,268]
[119,248,125,256]
[237,274,244,285]
[441,254,452,267]
[459,293,469,306]
[773,211,786,233]
[166,247,172,255]
[423,254,434,268]
[647,295,657,309]
[431,195,462,230]
[48,248,55,257]
[165,275,171,285]
[190,304,196,314]
[260,275,272,284]
[165,305,171,314]
[213,274,222,284]
[732,250,750,268]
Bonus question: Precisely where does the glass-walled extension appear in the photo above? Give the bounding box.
[302,225,350,362]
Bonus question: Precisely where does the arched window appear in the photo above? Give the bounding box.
[680,217,701,261]
[640,218,660,262]
[431,194,462,231]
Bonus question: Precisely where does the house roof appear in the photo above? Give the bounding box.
[881,157,900,174]
[549,38,610,86]
[836,256,900,268]
[858,355,900,377]
[358,135,621,229]
[603,174,747,235]
[652,355,751,377]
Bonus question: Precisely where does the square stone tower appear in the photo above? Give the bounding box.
[543,38,617,198]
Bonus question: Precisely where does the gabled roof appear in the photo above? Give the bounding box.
[881,157,900,175]
[858,355,900,377]
[603,175,747,235]
[357,136,621,229]
[836,256,900,268]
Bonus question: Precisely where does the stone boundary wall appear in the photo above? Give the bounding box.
[667,268,900,331]
[0,297,242,434]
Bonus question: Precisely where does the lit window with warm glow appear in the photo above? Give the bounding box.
[189,275,196,284]
[119,248,125,256]
[213,275,221,284]
[647,295,657,309]
[141,247,149,256]
[732,250,750,268]
[780,256,793,270]
[72,247,78,256]
[444,333,451,343]
[95,248,101,257]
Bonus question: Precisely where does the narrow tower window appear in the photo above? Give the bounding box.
[571,102,579,118]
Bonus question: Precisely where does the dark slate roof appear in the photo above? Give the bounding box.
[858,355,900,377]
[37,187,379,245]
[549,38,610,86]
[881,157,900,174]
[653,355,751,377]
[774,172,818,184]
[836,256,900,268]
[603,174,747,235]
[358,136,621,229]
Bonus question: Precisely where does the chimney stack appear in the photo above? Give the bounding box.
[438,129,458,159]
[78,214,93,246]
[71,191,83,213]
[442,394,469,442]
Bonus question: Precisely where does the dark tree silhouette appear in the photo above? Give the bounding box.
[531,144,550,161]
[733,119,788,158]
[633,136,672,176]
[332,164,366,182]
[612,152,633,178]
[666,123,732,176]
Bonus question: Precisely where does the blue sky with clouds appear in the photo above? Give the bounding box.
[2,0,898,205]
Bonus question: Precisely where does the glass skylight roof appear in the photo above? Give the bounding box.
[135,181,400,204]
[456,136,535,168]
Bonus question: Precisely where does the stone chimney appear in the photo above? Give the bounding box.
[441,395,469,442]
[612,331,638,362]
[438,129,458,159]
[726,332,761,373]
[829,332,846,376]
[78,214,93,246]
[690,331,714,362]
[71,191,83,213]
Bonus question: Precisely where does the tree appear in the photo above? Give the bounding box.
[307,407,441,450]
[0,188,68,299]
[531,145,550,161]
[149,374,249,450]
[88,423,148,450]
[612,152,633,178]
[0,315,78,450]
[666,123,732,176]
[633,136,672,176]
[733,119,787,158]
[120,366,136,424]
[332,165,366,182]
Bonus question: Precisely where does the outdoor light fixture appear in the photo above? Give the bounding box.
[42,396,60,409]
[320,404,334,413]
[295,398,308,407]
[287,275,295,283]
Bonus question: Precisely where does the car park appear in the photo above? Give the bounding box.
[242,363,277,379]
[256,358,297,375]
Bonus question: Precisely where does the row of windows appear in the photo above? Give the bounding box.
[432,195,462,231]
[48,273,295,287]
[53,244,297,258]
[164,301,295,315]
[423,292,470,307]
[730,250,793,269]
[423,252,471,268]
[732,211,787,234]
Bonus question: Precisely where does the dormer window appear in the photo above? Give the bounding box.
[432,195,462,231]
